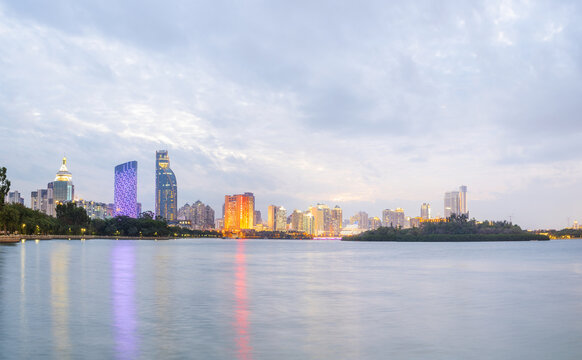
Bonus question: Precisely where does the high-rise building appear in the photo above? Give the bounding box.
[267,205,287,231]
[420,203,431,219]
[52,157,74,204]
[382,208,405,228]
[224,192,255,231]
[6,191,24,205]
[302,212,315,235]
[275,206,287,231]
[444,186,468,218]
[268,205,277,231]
[350,211,369,230]
[76,200,110,220]
[177,200,215,229]
[331,206,343,236]
[155,150,177,221]
[290,210,303,231]
[31,189,49,213]
[310,204,332,236]
[114,161,138,218]
[369,216,382,230]
[36,157,75,217]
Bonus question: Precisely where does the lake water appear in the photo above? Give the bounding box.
[1,239,582,359]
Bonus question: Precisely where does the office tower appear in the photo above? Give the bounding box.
[331,205,343,236]
[267,205,287,231]
[302,212,315,235]
[155,150,178,221]
[37,157,75,217]
[382,208,405,228]
[114,161,138,218]
[459,185,468,215]
[420,203,431,219]
[444,186,468,218]
[6,191,24,205]
[290,210,303,231]
[310,204,332,236]
[350,211,369,230]
[268,205,277,230]
[224,192,255,231]
[178,201,215,229]
[275,206,287,231]
[52,157,74,203]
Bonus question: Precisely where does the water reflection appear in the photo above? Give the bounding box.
[234,239,253,360]
[111,242,138,360]
[51,243,71,360]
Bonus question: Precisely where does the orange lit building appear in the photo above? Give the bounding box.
[224,192,255,231]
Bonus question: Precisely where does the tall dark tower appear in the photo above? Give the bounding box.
[155,150,177,221]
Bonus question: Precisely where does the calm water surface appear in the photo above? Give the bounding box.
[1,239,582,359]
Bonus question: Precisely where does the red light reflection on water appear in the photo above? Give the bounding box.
[234,239,253,360]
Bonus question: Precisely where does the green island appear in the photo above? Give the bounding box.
[343,214,550,242]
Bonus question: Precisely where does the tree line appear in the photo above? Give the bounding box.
[344,214,550,241]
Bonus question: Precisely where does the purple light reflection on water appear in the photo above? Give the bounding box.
[111,242,138,359]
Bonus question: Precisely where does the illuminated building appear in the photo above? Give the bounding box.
[155,150,178,221]
[382,208,405,228]
[114,161,138,218]
[331,206,343,236]
[268,205,287,231]
[444,186,468,218]
[290,210,303,231]
[224,192,255,231]
[350,211,369,230]
[177,200,215,229]
[267,205,277,231]
[420,203,431,219]
[36,157,75,217]
[52,157,74,205]
[302,212,315,235]
[310,204,332,236]
[369,216,382,230]
[275,206,287,231]
[76,200,110,220]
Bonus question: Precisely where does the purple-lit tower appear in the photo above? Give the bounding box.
[114,161,138,218]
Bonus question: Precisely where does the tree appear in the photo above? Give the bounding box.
[0,167,10,209]
[56,202,90,234]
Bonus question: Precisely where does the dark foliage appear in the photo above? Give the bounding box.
[345,214,549,242]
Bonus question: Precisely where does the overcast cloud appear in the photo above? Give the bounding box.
[1,0,581,229]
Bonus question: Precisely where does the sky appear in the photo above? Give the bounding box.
[1,0,581,230]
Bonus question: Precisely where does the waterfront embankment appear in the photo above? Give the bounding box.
[0,235,173,243]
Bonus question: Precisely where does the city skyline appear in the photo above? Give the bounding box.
[1,1,582,229]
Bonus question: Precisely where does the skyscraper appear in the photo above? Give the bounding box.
[267,205,287,231]
[420,203,431,219]
[444,185,468,218]
[331,206,343,236]
[114,161,138,218]
[155,150,177,221]
[382,208,405,228]
[42,157,75,216]
[224,192,255,231]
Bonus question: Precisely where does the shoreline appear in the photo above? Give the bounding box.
[0,235,174,243]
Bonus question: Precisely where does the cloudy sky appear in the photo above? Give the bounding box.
[1,0,581,229]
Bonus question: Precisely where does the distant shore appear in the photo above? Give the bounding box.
[0,235,174,243]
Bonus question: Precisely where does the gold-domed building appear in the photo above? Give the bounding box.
[48,157,75,215]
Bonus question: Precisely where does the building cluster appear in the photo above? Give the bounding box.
[7,152,475,235]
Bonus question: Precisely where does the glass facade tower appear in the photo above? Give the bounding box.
[155,150,177,221]
[114,161,138,218]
